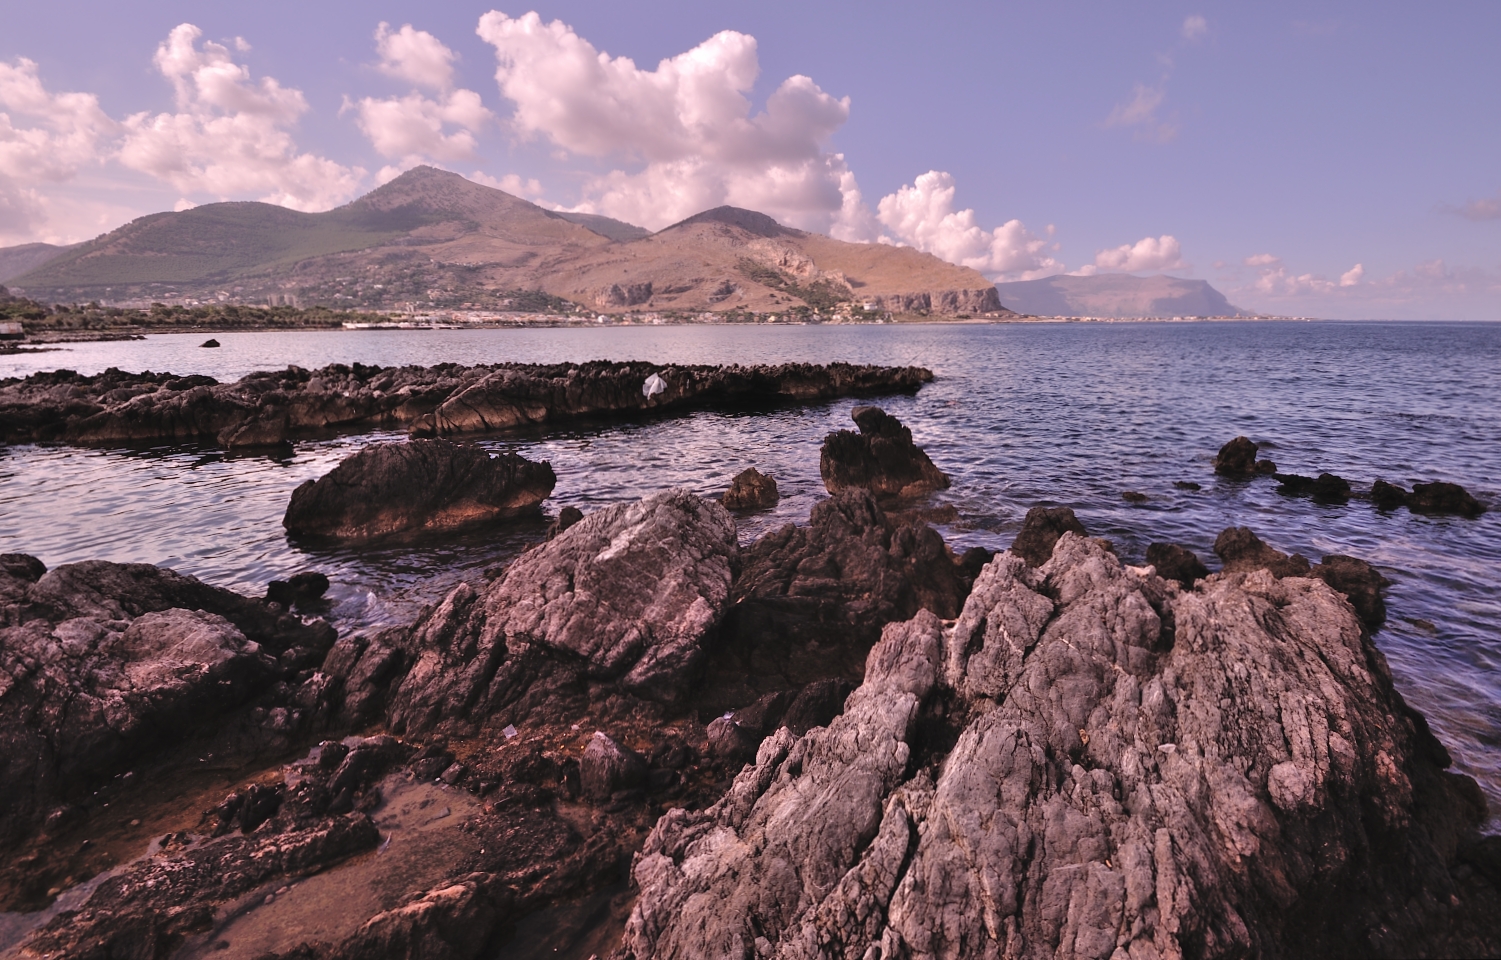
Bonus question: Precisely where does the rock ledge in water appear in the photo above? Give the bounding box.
[721,467,779,509]
[820,406,950,498]
[282,439,556,540]
[1213,435,1277,477]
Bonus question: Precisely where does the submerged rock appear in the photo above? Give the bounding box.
[620,534,1500,959]
[721,466,779,509]
[1213,435,1277,477]
[282,439,556,540]
[1408,480,1486,517]
[820,405,950,498]
[1010,504,1088,567]
[1371,478,1410,510]
[1276,471,1353,503]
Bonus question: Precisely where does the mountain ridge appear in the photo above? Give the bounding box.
[994,273,1246,318]
[8,167,1004,317]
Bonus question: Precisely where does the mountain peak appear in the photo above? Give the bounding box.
[662,206,797,239]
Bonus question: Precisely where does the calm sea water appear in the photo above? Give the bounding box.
[3,322,1498,825]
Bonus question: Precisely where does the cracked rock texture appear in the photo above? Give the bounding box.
[618,533,1499,959]
[385,489,738,733]
[282,439,556,539]
[820,406,951,499]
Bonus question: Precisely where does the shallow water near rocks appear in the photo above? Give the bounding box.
[3,321,1499,833]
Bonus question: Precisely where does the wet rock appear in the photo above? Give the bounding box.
[1146,541,1210,587]
[581,732,648,802]
[620,533,1500,959]
[0,552,45,581]
[819,405,950,498]
[0,361,932,448]
[1408,480,1486,517]
[1313,554,1392,630]
[384,490,737,736]
[1010,504,1087,567]
[710,489,973,703]
[1213,435,1277,476]
[200,338,220,348]
[1371,478,1410,510]
[0,559,335,846]
[265,572,329,609]
[1121,490,1148,503]
[1173,480,1202,491]
[1213,525,1312,578]
[546,504,584,539]
[721,467,779,509]
[284,439,556,540]
[1276,471,1353,503]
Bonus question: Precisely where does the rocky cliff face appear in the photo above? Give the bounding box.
[619,534,1499,959]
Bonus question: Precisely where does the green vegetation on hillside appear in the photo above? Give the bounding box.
[737,259,853,313]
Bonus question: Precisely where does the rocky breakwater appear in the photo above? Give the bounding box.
[283,439,556,540]
[821,405,951,499]
[619,530,1501,958]
[0,360,934,450]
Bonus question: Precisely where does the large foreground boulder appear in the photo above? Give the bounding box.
[383,490,738,732]
[820,406,950,498]
[283,439,556,539]
[0,557,336,848]
[620,534,1499,959]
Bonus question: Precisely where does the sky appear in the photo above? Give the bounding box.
[1,0,1498,319]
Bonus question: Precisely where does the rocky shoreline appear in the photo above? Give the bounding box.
[1,417,1497,958]
[0,360,933,450]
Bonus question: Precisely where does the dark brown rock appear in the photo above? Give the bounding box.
[1122,490,1148,503]
[1371,478,1409,510]
[0,553,45,581]
[710,489,973,704]
[721,467,779,509]
[1146,541,1210,587]
[1275,471,1352,503]
[283,439,556,540]
[547,504,584,539]
[1213,435,1277,476]
[1213,525,1312,578]
[581,733,648,802]
[1010,505,1087,567]
[819,406,950,498]
[1313,554,1391,629]
[199,338,220,348]
[1408,480,1486,517]
[1174,480,1202,491]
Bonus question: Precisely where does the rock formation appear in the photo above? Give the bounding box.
[1011,504,1088,567]
[0,361,934,449]
[1146,541,1210,587]
[820,406,950,498]
[282,439,556,539]
[1213,436,1277,477]
[1275,471,1353,503]
[0,557,335,851]
[619,533,1500,959]
[721,467,779,509]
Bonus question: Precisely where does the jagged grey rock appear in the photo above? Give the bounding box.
[386,489,738,734]
[618,534,1498,959]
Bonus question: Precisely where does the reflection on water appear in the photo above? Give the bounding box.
[3,321,1499,826]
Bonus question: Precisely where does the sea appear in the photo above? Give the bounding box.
[2,320,1498,826]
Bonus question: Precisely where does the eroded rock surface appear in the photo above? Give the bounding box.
[722,467,779,510]
[0,557,336,850]
[1011,504,1088,567]
[282,439,556,539]
[820,406,950,498]
[619,534,1500,959]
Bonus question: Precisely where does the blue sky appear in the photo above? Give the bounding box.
[2,0,1497,318]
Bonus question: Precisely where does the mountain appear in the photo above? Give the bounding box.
[8,167,1003,317]
[993,274,1246,318]
[0,242,79,284]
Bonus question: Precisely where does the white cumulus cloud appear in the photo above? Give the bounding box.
[468,169,543,197]
[1340,263,1364,286]
[475,11,863,234]
[353,23,494,166]
[875,170,1061,280]
[1086,235,1186,273]
[118,24,364,211]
